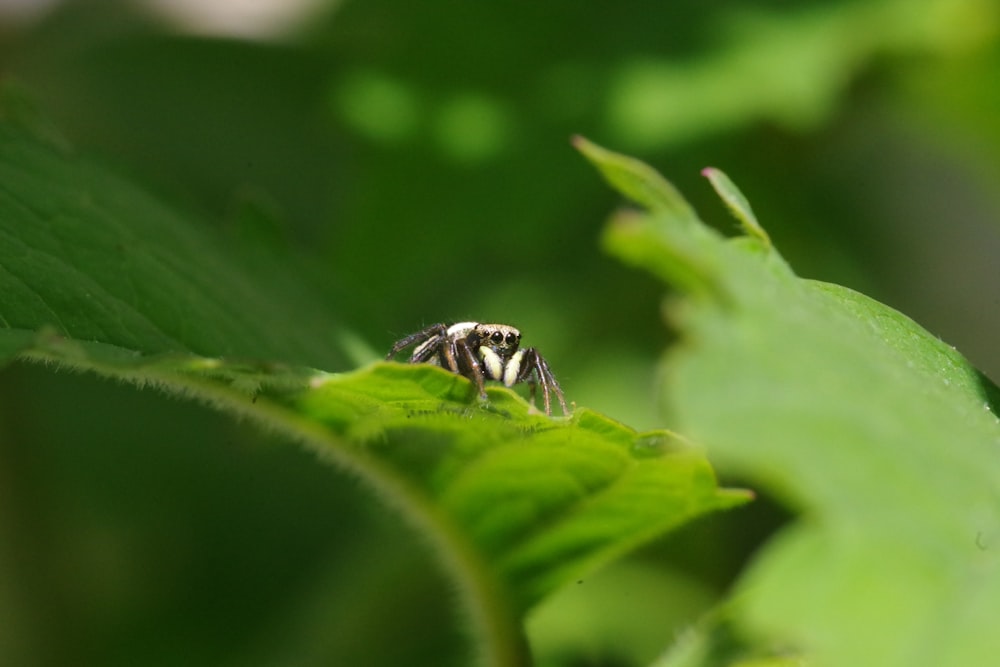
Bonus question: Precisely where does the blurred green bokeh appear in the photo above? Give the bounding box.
[1,0,998,664]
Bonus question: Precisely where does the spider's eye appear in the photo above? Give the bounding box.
[490,331,504,344]
[506,333,518,345]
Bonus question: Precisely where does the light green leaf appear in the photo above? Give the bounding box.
[605,0,996,148]
[573,136,724,298]
[578,139,1000,667]
[572,135,698,223]
[294,362,747,613]
[0,121,747,666]
[701,167,770,248]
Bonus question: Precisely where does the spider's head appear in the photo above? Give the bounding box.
[474,323,521,357]
[473,323,522,383]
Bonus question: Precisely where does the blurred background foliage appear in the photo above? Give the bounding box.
[1,0,998,665]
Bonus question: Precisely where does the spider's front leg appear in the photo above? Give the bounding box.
[517,348,568,416]
[454,338,489,400]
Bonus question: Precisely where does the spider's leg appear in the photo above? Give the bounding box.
[519,348,568,416]
[538,362,568,416]
[437,334,461,372]
[456,339,488,399]
[385,323,448,361]
[528,378,545,414]
[538,365,552,416]
[515,349,543,412]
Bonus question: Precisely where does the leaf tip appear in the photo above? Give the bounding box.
[570,134,605,164]
[701,166,771,248]
[573,136,699,225]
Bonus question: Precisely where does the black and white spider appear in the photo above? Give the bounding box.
[385,321,569,416]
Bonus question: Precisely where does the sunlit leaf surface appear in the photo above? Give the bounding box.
[579,138,1000,667]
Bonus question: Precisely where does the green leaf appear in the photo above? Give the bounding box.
[573,136,725,298]
[0,122,348,368]
[701,167,770,248]
[16,333,746,666]
[572,135,698,223]
[578,138,1000,666]
[0,120,747,666]
[295,363,747,612]
[605,1,996,149]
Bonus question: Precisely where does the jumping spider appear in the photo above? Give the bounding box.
[386,322,569,416]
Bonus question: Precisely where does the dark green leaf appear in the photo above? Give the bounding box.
[0,123,348,368]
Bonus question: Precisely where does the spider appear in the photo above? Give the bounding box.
[385,321,569,416]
